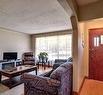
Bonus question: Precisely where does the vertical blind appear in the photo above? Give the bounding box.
[35,34,72,60]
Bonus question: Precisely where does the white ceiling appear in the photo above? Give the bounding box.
[76,0,99,6]
[0,0,72,34]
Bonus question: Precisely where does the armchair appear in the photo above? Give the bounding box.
[21,63,73,95]
[22,52,35,65]
[21,74,60,95]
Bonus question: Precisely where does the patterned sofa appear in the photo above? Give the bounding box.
[21,62,73,95]
[53,57,72,69]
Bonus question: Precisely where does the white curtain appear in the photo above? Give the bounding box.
[35,34,72,61]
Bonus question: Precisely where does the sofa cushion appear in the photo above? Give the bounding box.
[60,62,72,69]
[52,63,62,70]
[50,62,71,81]
[40,70,53,77]
[54,59,67,64]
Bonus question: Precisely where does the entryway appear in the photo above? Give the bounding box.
[89,28,103,81]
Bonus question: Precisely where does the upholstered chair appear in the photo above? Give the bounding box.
[22,52,35,65]
[21,62,73,95]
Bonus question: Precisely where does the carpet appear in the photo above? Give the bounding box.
[0,84,9,93]
[0,83,24,95]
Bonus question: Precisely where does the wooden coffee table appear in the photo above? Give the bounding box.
[0,65,37,88]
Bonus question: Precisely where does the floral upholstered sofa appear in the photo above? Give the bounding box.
[21,62,73,95]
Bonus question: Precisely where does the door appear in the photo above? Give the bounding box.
[89,28,103,81]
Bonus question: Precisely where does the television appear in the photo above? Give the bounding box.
[3,52,17,60]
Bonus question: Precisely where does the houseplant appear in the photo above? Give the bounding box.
[38,52,48,63]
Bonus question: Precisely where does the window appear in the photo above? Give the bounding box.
[94,36,99,47]
[35,34,72,60]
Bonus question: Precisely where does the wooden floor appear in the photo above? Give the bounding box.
[80,79,103,95]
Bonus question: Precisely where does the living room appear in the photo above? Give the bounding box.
[0,0,73,95]
[1,0,103,95]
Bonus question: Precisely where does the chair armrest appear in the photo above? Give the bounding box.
[21,74,60,93]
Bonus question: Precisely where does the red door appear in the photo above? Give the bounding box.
[89,28,103,81]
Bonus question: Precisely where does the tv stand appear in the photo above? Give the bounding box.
[0,60,22,70]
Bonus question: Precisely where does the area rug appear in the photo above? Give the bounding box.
[0,84,9,93]
[0,83,24,95]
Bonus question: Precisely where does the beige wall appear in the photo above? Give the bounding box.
[67,0,103,21]
[66,0,79,19]
[79,19,103,77]
[71,16,79,91]
[0,28,31,60]
[66,0,103,92]
[77,22,87,91]
[77,19,103,92]
[79,0,103,21]
[71,16,86,92]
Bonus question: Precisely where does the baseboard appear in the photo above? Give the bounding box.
[73,91,78,95]
[73,76,88,95]
[79,76,88,94]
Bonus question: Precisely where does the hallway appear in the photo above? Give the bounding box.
[80,79,103,95]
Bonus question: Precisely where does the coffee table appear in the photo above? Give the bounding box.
[0,65,37,88]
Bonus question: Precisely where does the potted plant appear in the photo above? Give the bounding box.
[38,52,48,63]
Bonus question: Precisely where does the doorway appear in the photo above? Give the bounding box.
[89,28,103,81]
